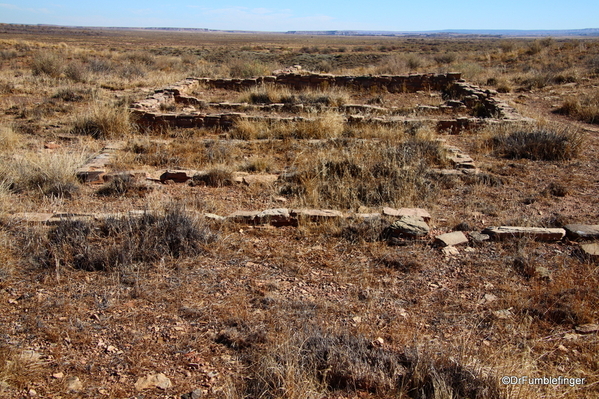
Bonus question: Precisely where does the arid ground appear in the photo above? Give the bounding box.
[0,25,598,398]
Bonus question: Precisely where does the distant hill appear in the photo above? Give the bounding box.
[1,24,598,37]
[286,29,599,37]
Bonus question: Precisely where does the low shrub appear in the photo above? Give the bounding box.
[239,329,501,398]
[192,168,234,187]
[490,126,583,161]
[0,150,84,198]
[31,51,63,78]
[71,104,130,139]
[22,205,218,271]
[555,91,599,124]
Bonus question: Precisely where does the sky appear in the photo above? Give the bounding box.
[1,0,598,32]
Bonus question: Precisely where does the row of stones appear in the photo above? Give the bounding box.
[131,72,533,134]
[173,72,463,93]
[75,141,126,184]
[6,210,598,259]
[168,98,469,117]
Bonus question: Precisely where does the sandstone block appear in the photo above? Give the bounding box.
[255,208,297,227]
[291,209,344,221]
[435,231,468,247]
[482,226,565,241]
[385,216,429,238]
[159,170,195,183]
[564,224,599,240]
[580,243,599,259]
[382,207,431,223]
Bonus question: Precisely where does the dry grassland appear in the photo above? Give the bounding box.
[0,25,599,398]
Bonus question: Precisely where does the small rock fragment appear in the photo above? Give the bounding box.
[66,376,83,392]
[135,373,172,391]
[435,231,468,247]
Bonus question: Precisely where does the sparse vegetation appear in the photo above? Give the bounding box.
[71,103,130,139]
[490,125,583,161]
[555,91,599,124]
[0,28,598,399]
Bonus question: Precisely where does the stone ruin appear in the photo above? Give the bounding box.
[130,71,533,134]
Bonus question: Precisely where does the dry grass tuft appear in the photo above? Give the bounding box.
[280,137,443,209]
[238,328,501,398]
[20,204,218,271]
[489,125,583,161]
[70,103,131,139]
[0,125,21,152]
[231,112,344,140]
[555,91,599,124]
[0,150,85,198]
[0,347,48,393]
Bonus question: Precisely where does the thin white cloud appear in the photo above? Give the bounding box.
[0,3,50,13]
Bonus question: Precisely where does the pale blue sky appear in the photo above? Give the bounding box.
[1,0,597,32]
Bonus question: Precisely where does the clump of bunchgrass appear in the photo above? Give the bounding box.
[555,91,599,125]
[0,150,85,198]
[71,103,130,139]
[22,204,218,272]
[280,135,442,209]
[489,124,583,161]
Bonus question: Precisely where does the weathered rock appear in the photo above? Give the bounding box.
[482,226,565,241]
[160,170,195,183]
[255,208,297,227]
[7,212,54,224]
[135,373,172,391]
[382,207,431,222]
[291,209,344,221]
[469,231,490,243]
[66,376,83,393]
[227,210,260,223]
[204,213,226,221]
[580,242,599,259]
[564,224,599,240]
[435,231,468,247]
[385,216,430,238]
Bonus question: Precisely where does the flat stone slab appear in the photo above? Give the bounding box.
[580,243,599,258]
[228,210,260,223]
[160,170,197,183]
[482,226,565,241]
[76,168,106,184]
[435,231,468,247]
[386,216,430,238]
[290,209,344,220]
[255,208,297,227]
[382,207,431,222]
[564,224,599,240]
[7,212,54,224]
